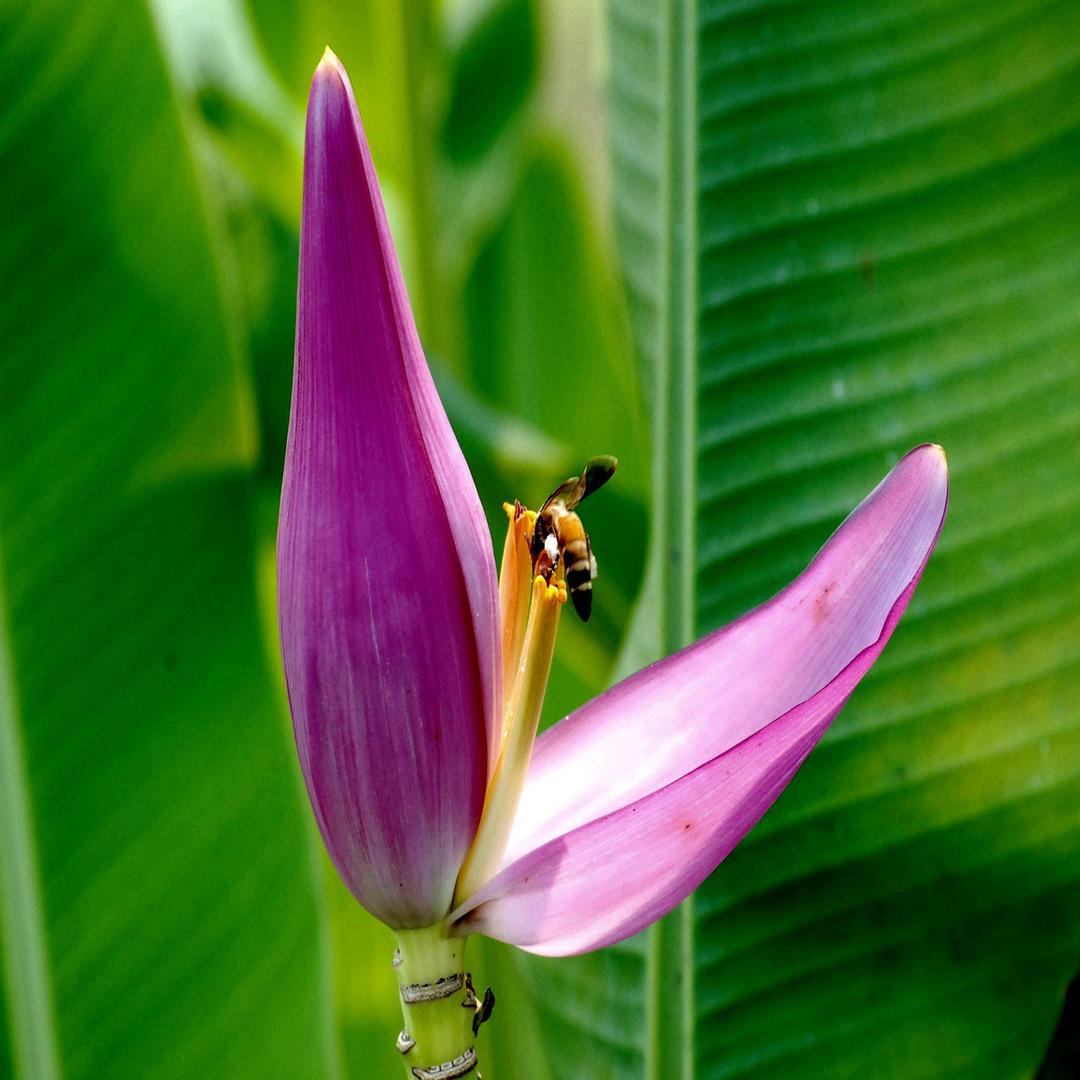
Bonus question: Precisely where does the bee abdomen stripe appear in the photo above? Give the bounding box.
[569,558,591,573]
[566,562,592,582]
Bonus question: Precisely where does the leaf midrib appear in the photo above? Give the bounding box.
[644,1,698,1079]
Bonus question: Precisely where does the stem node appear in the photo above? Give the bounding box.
[393,927,480,1079]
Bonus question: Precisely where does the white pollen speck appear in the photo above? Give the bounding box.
[544,534,558,560]
[806,198,820,216]
[831,377,847,401]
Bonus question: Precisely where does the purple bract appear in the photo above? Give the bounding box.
[277,50,949,956]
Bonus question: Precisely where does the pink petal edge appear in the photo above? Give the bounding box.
[500,445,948,869]
[453,575,930,956]
[449,446,948,954]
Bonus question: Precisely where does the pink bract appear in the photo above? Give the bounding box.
[277,51,949,952]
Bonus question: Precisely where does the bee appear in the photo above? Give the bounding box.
[529,456,617,622]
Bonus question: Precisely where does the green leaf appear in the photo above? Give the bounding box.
[524,0,1080,1076]
[441,0,538,164]
[0,4,336,1077]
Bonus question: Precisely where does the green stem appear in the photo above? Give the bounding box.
[393,926,477,1079]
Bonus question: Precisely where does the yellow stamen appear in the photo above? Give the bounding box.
[454,573,565,906]
[497,502,537,729]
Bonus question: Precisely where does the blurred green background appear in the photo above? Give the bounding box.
[1,0,1078,1077]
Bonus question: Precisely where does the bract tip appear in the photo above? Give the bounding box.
[315,46,344,81]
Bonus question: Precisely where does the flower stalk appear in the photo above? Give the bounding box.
[392,927,476,1079]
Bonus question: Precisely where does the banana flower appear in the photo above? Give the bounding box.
[277,50,949,1080]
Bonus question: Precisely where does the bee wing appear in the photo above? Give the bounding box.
[540,456,617,514]
[580,455,617,500]
[540,472,586,512]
